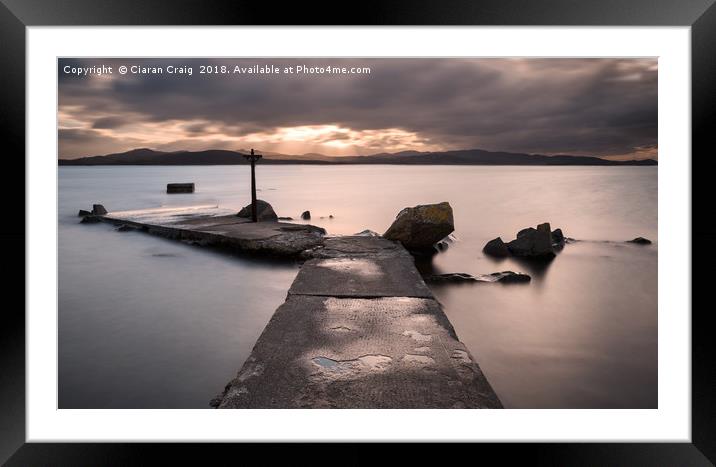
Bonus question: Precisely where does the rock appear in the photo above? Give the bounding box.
[329,215,334,219]
[92,204,108,215]
[487,271,531,284]
[534,223,553,253]
[436,234,457,252]
[279,224,327,235]
[116,224,136,232]
[80,215,101,224]
[383,202,455,251]
[354,229,380,237]
[551,228,565,245]
[628,237,652,245]
[278,216,294,221]
[209,393,224,408]
[301,210,311,220]
[506,222,555,258]
[483,237,510,257]
[166,183,194,194]
[424,273,475,283]
[423,271,530,284]
[517,227,536,238]
[237,200,278,221]
[78,209,92,217]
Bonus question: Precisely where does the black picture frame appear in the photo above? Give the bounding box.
[2,0,713,464]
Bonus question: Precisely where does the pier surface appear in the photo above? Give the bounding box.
[92,206,502,408]
[100,206,326,256]
[216,236,502,409]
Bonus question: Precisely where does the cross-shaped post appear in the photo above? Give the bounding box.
[242,148,263,222]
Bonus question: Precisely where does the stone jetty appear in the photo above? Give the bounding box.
[83,204,502,409]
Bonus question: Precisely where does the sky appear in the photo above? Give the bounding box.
[58,58,657,160]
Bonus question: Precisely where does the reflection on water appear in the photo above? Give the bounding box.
[59,165,656,408]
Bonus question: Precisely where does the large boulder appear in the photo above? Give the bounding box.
[301,210,311,220]
[237,199,278,221]
[506,222,555,258]
[483,237,510,257]
[383,202,455,251]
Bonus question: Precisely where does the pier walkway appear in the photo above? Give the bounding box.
[90,206,502,408]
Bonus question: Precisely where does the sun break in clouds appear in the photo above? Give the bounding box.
[58,58,657,160]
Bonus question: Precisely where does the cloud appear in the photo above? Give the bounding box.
[91,116,130,129]
[58,58,657,159]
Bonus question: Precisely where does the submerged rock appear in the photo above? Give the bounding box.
[424,271,530,284]
[278,216,294,221]
[116,224,137,232]
[354,229,380,237]
[301,210,311,220]
[424,272,475,283]
[237,199,278,221]
[486,271,531,283]
[166,183,195,194]
[80,215,101,224]
[435,234,458,252]
[628,237,652,245]
[92,204,108,215]
[506,222,555,259]
[483,237,510,257]
[383,202,455,251]
[435,240,450,252]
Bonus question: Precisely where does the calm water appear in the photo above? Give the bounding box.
[59,165,657,408]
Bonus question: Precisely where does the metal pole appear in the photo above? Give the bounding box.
[243,148,262,223]
[250,155,257,222]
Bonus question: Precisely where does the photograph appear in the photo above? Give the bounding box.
[57,57,658,410]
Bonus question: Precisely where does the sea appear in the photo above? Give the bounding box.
[59,165,657,408]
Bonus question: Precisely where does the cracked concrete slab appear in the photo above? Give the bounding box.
[288,257,434,298]
[216,295,502,409]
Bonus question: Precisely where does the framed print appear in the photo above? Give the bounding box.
[2,0,715,463]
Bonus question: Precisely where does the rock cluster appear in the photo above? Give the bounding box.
[384,202,455,251]
[483,222,565,259]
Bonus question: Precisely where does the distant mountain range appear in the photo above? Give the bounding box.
[58,148,657,166]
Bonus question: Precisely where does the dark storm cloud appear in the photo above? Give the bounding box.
[91,116,130,129]
[58,57,657,158]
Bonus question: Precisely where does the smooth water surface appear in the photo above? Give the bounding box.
[59,165,657,408]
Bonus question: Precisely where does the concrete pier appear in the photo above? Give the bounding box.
[87,206,502,408]
[215,236,502,409]
[96,206,326,257]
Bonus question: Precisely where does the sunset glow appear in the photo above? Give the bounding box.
[58,58,657,159]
